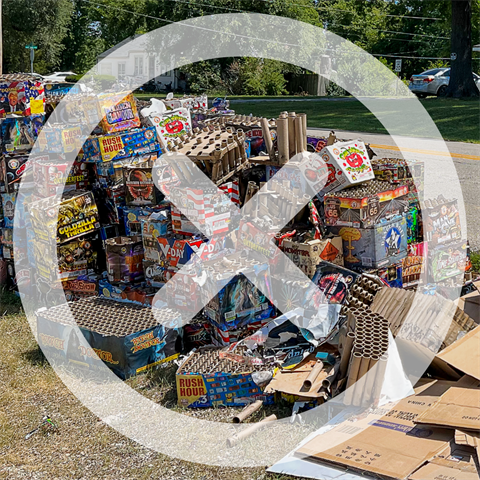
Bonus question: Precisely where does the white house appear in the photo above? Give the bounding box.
[97,35,180,89]
[474,44,480,52]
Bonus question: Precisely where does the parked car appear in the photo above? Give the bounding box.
[42,71,77,82]
[409,68,480,97]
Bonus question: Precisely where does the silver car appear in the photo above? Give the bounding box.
[409,68,480,97]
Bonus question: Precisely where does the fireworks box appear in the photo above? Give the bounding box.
[324,181,409,228]
[318,140,374,195]
[144,107,192,150]
[402,242,427,287]
[0,77,45,117]
[237,220,281,263]
[183,322,212,350]
[170,186,231,237]
[122,205,168,236]
[208,318,271,346]
[1,192,16,228]
[33,156,89,197]
[82,127,161,163]
[280,235,344,278]
[202,254,275,329]
[407,204,419,244]
[176,347,274,408]
[330,214,408,269]
[1,116,44,153]
[2,153,34,192]
[304,261,359,306]
[97,92,140,134]
[428,239,469,283]
[29,190,100,244]
[124,158,163,206]
[33,233,102,282]
[165,267,203,313]
[62,277,98,302]
[424,198,461,247]
[266,164,307,191]
[105,236,144,284]
[98,279,160,307]
[306,135,328,153]
[371,157,424,191]
[36,297,182,380]
[142,260,170,288]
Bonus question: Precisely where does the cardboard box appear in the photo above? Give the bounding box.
[415,387,480,431]
[124,158,163,206]
[176,347,273,408]
[97,92,141,134]
[424,198,461,247]
[144,107,192,149]
[402,242,427,287]
[281,236,344,278]
[140,212,172,262]
[36,297,181,380]
[1,192,15,228]
[331,214,408,269]
[318,140,374,195]
[428,239,469,283]
[29,190,100,244]
[105,236,144,283]
[2,153,34,193]
[296,380,455,480]
[1,116,44,153]
[0,78,45,117]
[165,268,203,312]
[457,281,480,324]
[324,183,409,228]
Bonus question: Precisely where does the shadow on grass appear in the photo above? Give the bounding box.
[0,287,22,316]
[21,346,49,367]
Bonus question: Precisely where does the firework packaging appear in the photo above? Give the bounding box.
[402,242,426,287]
[170,186,231,237]
[331,214,408,269]
[29,190,100,244]
[1,192,16,228]
[406,204,419,244]
[202,256,275,329]
[124,157,163,206]
[304,261,358,306]
[281,235,344,279]
[318,140,374,195]
[146,234,207,268]
[122,205,164,236]
[266,165,306,191]
[306,135,328,153]
[1,116,44,153]
[209,318,271,346]
[424,198,461,247]
[324,182,409,228]
[98,279,160,307]
[33,156,89,197]
[2,153,34,192]
[237,221,281,262]
[0,77,45,117]
[374,262,403,288]
[176,347,274,408]
[428,239,469,283]
[142,260,171,288]
[105,236,144,284]
[97,92,140,134]
[144,107,192,149]
[371,157,424,194]
[183,322,212,350]
[36,297,182,379]
[142,213,181,263]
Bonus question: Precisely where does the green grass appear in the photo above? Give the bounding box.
[231,97,480,144]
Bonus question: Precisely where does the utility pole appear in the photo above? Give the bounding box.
[25,44,37,74]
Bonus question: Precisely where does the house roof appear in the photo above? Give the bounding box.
[98,35,143,58]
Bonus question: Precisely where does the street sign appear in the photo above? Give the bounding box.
[395,59,402,72]
[25,45,37,74]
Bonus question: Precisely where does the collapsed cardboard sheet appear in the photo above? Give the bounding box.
[408,443,479,480]
[433,325,480,381]
[455,429,480,458]
[457,281,480,324]
[294,381,456,480]
[415,387,480,431]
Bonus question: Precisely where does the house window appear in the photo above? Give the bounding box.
[149,56,156,79]
[134,57,144,76]
[118,63,126,80]
[100,63,112,75]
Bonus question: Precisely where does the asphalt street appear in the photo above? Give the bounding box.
[307,127,480,250]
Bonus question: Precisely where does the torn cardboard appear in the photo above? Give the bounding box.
[415,387,480,432]
[295,380,456,480]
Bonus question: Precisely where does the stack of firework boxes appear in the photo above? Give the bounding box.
[0,74,46,292]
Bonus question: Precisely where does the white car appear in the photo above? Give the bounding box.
[42,71,77,82]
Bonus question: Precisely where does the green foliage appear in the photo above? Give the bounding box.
[471,251,480,273]
[3,0,73,74]
[236,58,288,96]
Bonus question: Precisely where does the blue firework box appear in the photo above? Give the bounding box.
[330,214,408,269]
[36,297,182,380]
[81,127,161,163]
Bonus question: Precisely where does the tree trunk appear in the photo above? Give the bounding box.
[445,0,479,97]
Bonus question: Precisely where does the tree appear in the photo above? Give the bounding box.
[445,0,479,97]
[3,0,73,74]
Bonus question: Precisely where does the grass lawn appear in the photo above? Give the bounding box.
[231,97,480,144]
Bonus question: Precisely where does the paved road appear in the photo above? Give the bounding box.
[307,127,480,250]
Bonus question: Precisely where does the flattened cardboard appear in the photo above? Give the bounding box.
[434,325,480,381]
[455,429,480,458]
[296,380,455,480]
[415,387,480,431]
[408,443,479,480]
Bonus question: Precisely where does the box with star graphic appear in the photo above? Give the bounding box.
[330,214,408,269]
[0,77,45,117]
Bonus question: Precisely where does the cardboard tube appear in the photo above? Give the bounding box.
[303,360,324,390]
[288,112,297,159]
[299,113,307,151]
[227,414,277,447]
[346,352,362,390]
[372,354,388,405]
[322,360,341,389]
[294,117,304,153]
[232,400,263,423]
[261,118,274,159]
[276,116,289,165]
